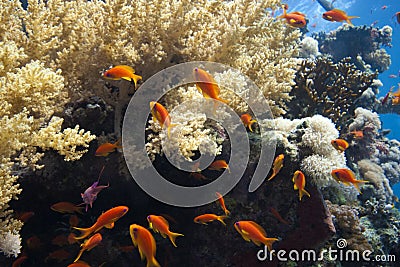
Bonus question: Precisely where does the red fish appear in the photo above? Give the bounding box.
[350,130,364,139]
[193,68,228,104]
[95,140,121,156]
[73,206,129,240]
[189,172,209,181]
[45,249,71,262]
[68,261,91,267]
[208,160,230,172]
[267,154,284,181]
[292,170,310,201]
[331,168,368,193]
[331,139,349,152]
[241,114,257,132]
[51,202,84,214]
[150,101,174,137]
[69,215,80,227]
[15,211,35,223]
[12,255,28,267]
[216,192,230,216]
[234,221,278,251]
[130,224,161,267]
[102,65,142,88]
[74,233,102,262]
[277,5,307,28]
[52,234,69,247]
[269,207,289,225]
[194,214,227,226]
[147,215,184,247]
[322,9,359,25]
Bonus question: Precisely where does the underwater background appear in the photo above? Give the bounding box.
[0,0,400,267]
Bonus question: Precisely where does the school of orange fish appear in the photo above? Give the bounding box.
[12,4,400,267]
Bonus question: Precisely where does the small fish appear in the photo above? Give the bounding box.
[95,140,122,156]
[234,221,278,251]
[12,255,28,267]
[267,154,284,181]
[51,202,84,214]
[130,224,161,267]
[189,172,209,181]
[102,65,142,88]
[150,101,174,137]
[74,233,102,263]
[331,168,368,194]
[194,214,227,226]
[322,9,359,25]
[389,74,397,78]
[381,5,388,10]
[68,261,91,267]
[216,192,230,216]
[45,249,71,263]
[292,170,310,201]
[381,86,394,105]
[73,206,129,240]
[277,5,307,28]
[193,68,228,104]
[26,235,42,250]
[118,245,136,253]
[15,211,35,223]
[80,166,109,212]
[331,139,349,152]
[269,207,289,225]
[350,130,364,139]
[147,215,184,247]
[208,160,230,172]
[240,114,257,132]
[394,12,400,24]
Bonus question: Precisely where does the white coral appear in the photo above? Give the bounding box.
[0,231,21,258]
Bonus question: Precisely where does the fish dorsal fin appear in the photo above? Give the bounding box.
[119,65,135,73]
[248,221,267,237]
[331,9,346,16]
[159,216,170,227]
[291,11,305,16]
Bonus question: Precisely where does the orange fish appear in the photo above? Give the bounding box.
[322,9,359,25]
[267,154,284,181]
[216,192,230,216]
[51,202,84,214]
[129,224,161,267]
[12,255,28,267]
[68,261,91,267]
[73,206,129,240]
[189,172,209,181]
[26,235,43,250]
[331,168,368,194]
[292,170,310,201]
[95,140,122,156]
[350,130,364,139]
[45,249,71,262]
[331,139,349,152]
[102,65,142,88]
[277,5,307,28]
[193,68,228,104]
[208,160,230,172]
[194,214,227,226]
[269,207,289,225]
[394,12,400,24]
[240,114,257,132]
[74,233,102,262]
[234,221,278,251]
[150,101,174,137]
[147,215,184,247]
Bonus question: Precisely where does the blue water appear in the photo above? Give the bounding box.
[286,0,400,199]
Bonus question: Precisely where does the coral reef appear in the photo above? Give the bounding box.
[313,24,392,72]
[288,57,377,130]
[298,36,320,59]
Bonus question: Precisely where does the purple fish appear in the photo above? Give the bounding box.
[80,166,109,212]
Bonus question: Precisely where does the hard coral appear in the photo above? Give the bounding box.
[288,57,377,130]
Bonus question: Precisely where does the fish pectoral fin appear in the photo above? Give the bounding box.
[160,232,167,238]
[253,240,262,246]
[105,222,114,229]
[293,184,298,190]
[138,246,145,260]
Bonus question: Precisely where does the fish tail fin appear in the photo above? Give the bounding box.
[224,209,231,216]
[73,249,84,263]
[131,74,142,89]
[147,256,161,267]
[166,123,178,138]
[299,189,311,201]
[277,5,287,19]
[263,238,279,252]
[249,120,257,132]
[168,232,184,247]
[73,226,93,240]
[353,180,368,194]
[114,138,123,149]
[346,16,359,25]
[218,215,228,226]
[267,172,276,181]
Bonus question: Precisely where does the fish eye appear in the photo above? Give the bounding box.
[133,228,138,232]
[194,68,198,72]
[235,222,239,226]
[147,215,151,220]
